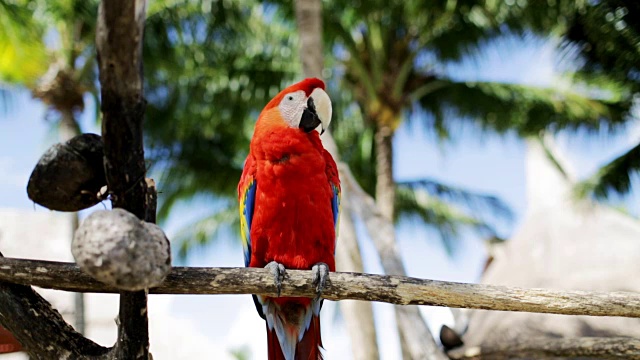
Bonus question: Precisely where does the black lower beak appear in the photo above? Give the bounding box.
[299,97,321,133]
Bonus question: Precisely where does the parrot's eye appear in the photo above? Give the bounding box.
[287,96,294,101]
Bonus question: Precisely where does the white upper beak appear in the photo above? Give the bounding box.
[310,87,332,135]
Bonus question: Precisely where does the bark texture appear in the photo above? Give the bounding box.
[97,0,148,219]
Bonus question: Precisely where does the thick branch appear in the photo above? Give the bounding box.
[0,276,108,359]
[96,1,149,359]
[0,258,639,318]
[448,337,640,359]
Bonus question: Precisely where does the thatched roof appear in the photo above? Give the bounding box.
[460,138,640,349]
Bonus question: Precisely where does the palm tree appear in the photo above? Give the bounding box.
[322,0,628,227]
[316,2,630,357]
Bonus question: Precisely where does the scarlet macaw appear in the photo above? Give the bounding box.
[238,78,340,360]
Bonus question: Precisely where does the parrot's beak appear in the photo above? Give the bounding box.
[299,88,332,135]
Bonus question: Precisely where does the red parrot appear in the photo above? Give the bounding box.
[238,78,340,360]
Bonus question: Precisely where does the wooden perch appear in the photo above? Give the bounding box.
[448,337,640,359]
[0,257,638,318]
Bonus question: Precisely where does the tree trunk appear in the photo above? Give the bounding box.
[374,125,395,221]
[294,0,380,358]
[335,187,380,360]
[294,0,323,80]
[373,123,446,360]
[97,0,151,358]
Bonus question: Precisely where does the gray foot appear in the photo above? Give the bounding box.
[265,261,286,297]
[311,262,330,301]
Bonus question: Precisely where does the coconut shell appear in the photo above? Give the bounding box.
[27,133,107,211]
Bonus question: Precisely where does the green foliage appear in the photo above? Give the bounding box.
[562,1,640,91]
[0,0,99,121]
[0,1,48,85]
[552,1,640,201]
[396,185,492,254]
[575,143,640,200]
[418,80,630,137]
[395,179,512,253]
[143,1,299,221]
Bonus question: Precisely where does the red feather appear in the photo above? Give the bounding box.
[267,324,286,360]
[295,316,323,360]
[262,78,326,112]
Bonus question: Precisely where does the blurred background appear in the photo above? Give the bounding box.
[1,0,640,359]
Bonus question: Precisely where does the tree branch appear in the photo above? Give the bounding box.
[0,268,109,359]
[337,156,447,359]
[0,257,638,318]
[448,337,640,359]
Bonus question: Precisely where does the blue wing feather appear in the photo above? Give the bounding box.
[240,178,257,267]
[331,184,341,252]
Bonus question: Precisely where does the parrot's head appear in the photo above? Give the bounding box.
[260,77,332,135]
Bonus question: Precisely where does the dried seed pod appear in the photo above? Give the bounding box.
[27,133,107,211]
[72,209,172,291]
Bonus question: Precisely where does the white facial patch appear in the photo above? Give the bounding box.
[278,90,307,128]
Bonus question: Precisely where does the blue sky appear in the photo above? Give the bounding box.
[1,34,639,359]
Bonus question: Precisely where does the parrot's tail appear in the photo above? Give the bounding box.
[264,298,323,360]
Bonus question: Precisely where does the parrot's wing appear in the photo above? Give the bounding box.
[323,149,341,250]
[238,155,257,268]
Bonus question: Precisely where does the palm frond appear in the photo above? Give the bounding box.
[574,141,640,200]
[153,156,241,221]
[561,1,640,90]
[417,78,631,138]
[395,184,498,254]
[397,179,513,222]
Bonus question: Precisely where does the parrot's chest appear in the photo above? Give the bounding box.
[250,154,335,270]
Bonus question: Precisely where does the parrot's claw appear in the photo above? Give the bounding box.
[311,262,330,301]
[265,261,286,297]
